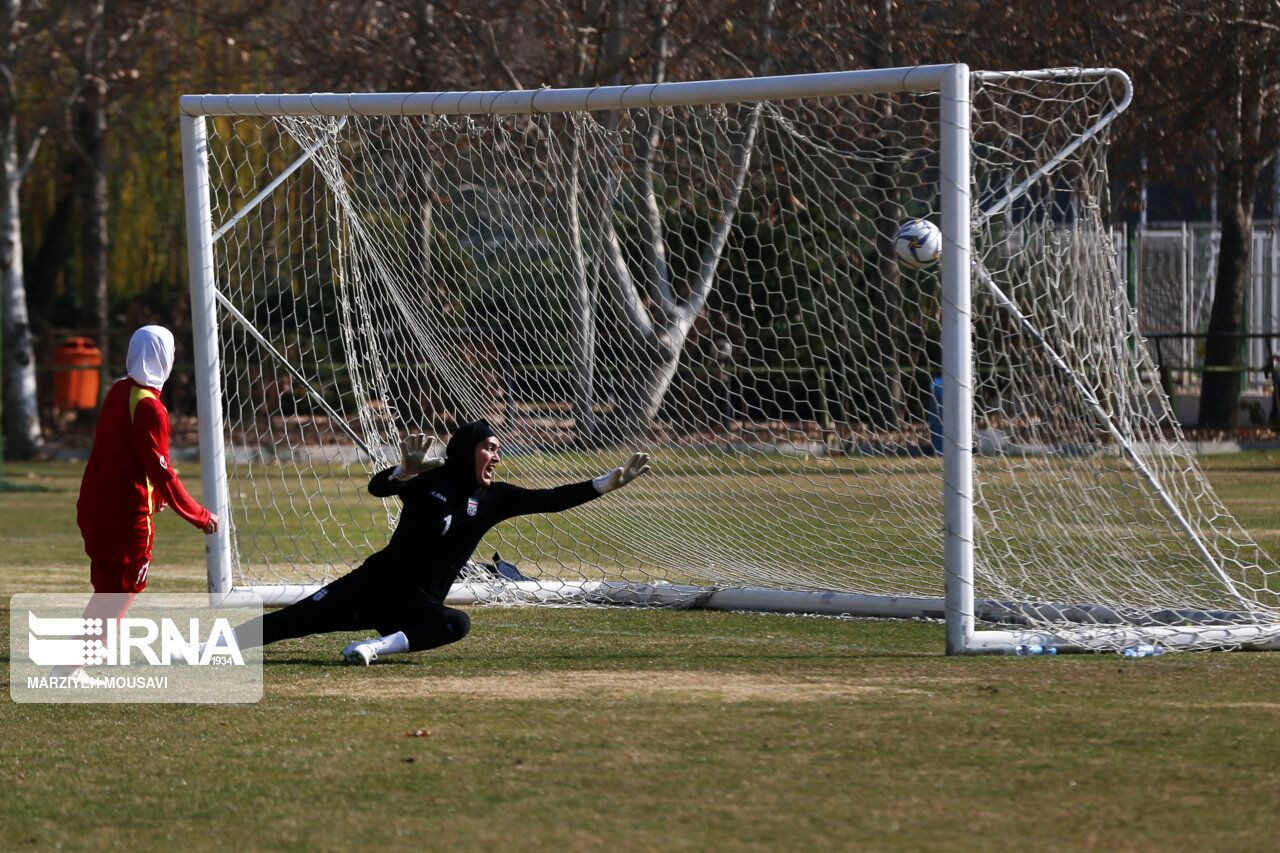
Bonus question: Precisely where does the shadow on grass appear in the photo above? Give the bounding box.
[0,479,50,493]
[265,656,421,667]
[260,647,939,670]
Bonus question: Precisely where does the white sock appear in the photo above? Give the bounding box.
[367,631,411,656]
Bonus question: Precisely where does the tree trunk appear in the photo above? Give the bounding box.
[567,148,598,442]
[609,335,681,442]
[0,0,41,458]
[869,173,907,431]
[864,0,907,431]
[1196,46,1268,431]
[71,0,110,366]
[77,76,109,366]
[1197,166,1253,428]
[1,143,42,457]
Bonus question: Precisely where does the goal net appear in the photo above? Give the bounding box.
[181,67,1280,652]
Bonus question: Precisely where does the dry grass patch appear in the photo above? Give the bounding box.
[284,667,936,703]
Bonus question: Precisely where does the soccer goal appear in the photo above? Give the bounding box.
[180,65,1280,653]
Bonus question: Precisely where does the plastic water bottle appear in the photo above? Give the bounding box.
[1014,643,1057,656]
[1121,643,1164,658]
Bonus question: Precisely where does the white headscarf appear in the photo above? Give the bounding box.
[126,325,175,389]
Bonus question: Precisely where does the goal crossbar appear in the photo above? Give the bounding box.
[180,67,959,118]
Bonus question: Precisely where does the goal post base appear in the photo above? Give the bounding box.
[212,581,946,618]
[450,580,948,619]
[212,580,1280,652]
[959,626,1280,654]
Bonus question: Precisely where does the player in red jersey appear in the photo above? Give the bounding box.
[75,326,218,616]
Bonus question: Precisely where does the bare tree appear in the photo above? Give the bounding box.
[58,0,108,356]
[572,0,774,438]
[1191,2,1280,427]
[1098,1,1280,428]
[51,0,171,370]
[942,0,1280,429]
[267,0,771,440]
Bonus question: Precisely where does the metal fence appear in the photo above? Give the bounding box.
[1122,220,1280,396]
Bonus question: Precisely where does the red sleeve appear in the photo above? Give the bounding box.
[132,397,212,530]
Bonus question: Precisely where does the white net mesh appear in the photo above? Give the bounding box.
[191,69,1280,650]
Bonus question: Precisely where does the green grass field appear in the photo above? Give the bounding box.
[2,455,1279,850]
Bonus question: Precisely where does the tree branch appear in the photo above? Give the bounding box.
[14,122,43,183]
[1161,5,1280,35]
[600,205,656,339]
[676,102,762,335]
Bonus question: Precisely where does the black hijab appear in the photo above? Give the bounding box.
[443,419,497,491]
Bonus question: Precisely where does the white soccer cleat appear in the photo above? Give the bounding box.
[341,640,378,666]
[66,666,105,688]
[171,642,203,665]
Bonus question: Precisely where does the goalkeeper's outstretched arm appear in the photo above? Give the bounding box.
[491,452,653,521]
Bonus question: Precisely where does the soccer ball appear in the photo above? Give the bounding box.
[894,219,942,269]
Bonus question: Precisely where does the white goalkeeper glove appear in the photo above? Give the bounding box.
[391,434,445,481]
[593,452,651,495]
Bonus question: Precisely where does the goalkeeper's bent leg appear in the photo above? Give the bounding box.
[343,606,468,664]
[394,604,471,652]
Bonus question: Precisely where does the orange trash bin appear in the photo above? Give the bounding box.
[53,337,103,409]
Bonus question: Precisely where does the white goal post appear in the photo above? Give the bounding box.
[180,65,1280,653]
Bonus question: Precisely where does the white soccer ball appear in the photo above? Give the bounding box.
[894,219,942,269]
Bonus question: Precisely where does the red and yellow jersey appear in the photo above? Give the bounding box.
[77,378,211,539]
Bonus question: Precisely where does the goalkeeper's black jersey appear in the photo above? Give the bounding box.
[351,466,599,603]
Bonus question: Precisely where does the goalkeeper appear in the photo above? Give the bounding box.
[234,420,649,665]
